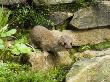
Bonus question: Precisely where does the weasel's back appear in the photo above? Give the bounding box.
[30,26,57,51]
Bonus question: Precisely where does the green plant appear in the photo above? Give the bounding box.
[50,65,71,82]
[11,42,31,55]
[0,7,16,39]
[0,7,15,44]
[0,7,16,60]
[0,62,71,82]
[0,62,31,82]
[9,5,54,29]
[0,7,31,62]
[78,45,92,52]
[0,24,16,61]
[77,40,110,52]
[10,31,32,55]
[0,24,16,38]
[77,0,87,6]
[0,7,11,28]
[91,41,110,50]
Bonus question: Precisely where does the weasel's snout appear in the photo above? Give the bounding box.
[64,43,72,49]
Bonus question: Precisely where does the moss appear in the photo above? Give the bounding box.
[0,62,71,82]
[78,45,92,52]
[91,41,110,50]
[69,48,77,62]
[77,41,110,52]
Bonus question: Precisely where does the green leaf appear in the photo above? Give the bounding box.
[0,24,8,33]
[0,39,3,44]
[0,39,5,49]
[6,29,16,35]
[0,44,5,49]
[18,43,31,54]
[11,48,20,55]
[11,43,31,55]
[0,11,11,27]
[1,29,16,37]
[0,7,11,28]
[0,8,3,28]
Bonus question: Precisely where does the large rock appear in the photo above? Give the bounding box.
[0,0,26,5]
[74,48,110,60]
[29,50,72,71]
[49,11,73,25]
[70,1,110,29]
[29,51,53,71]
[66,55,110,82]
[33,0,74,5]
[70,28,110,46]
[52,27,110,46]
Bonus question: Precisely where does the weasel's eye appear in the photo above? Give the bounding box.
[64,42,66,46]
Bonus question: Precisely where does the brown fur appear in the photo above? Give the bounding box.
[30,25,72,52]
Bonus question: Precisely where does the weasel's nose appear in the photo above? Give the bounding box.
[65,44,72,49]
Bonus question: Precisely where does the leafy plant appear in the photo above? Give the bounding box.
[77,0,87,6]
[78,45,92,52]
[0,24,16,61]
[77,40,110,52]
[0,24,16,38]
[9,5,54,29]
[0,7,17,60]
[0,62,71,82]
[91,41,110,50]
[0,7,11,28]
[10,32,32,55]
[11,42,31,55]
[0,39,5,49]
[0,7,31,62]
[0,7,16,48]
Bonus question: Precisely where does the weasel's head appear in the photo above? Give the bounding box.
[58,35,73,49]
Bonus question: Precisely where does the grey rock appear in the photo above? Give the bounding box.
[72,28,110,46]
[70,28,110,46]
[29,50,72,71]
[74,48,110,60]
[0,0,26,5]
[66,55,110,82]
[70,1,110,29]
[57,51,72,65]
[32,0,40,5]
[33,0,74,5]
[29,51,53,71]
[49,12,73,25]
